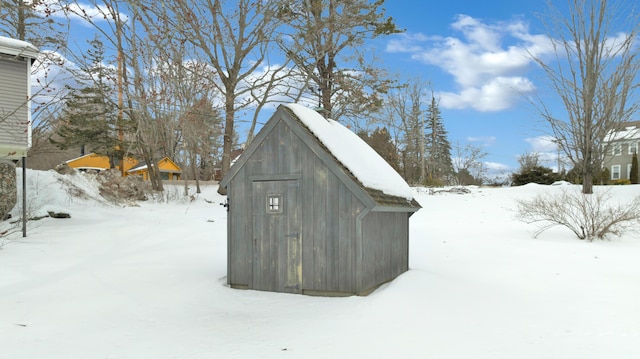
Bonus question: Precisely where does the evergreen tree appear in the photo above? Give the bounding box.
[358,127,400,172]
[50,38,124,162]
[425,95,453,184]
[631,153,639,184]
[400,92,425,184]
[512,166,559,186]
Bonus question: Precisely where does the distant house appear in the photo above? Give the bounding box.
[66,153,181,181]
[603,121,640,181]
[0,36,39,160]
[65,153,138,173]
[127,157,181,181]
[220,104,421,296]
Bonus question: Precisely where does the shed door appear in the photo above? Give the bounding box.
[252,180,301,293]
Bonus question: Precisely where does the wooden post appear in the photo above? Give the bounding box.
[22,157,26,237]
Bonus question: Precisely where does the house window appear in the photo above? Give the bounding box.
[611,165,621,180]
[613,144,622,155]
[266,194,283,214]
[629,142,638,155]
[628,164,633,179]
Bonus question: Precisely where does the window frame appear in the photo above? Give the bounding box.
[613,143,622,156]
[611,165,621,180]
[266,193,283,214]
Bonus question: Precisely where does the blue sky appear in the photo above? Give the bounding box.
[35,0,573,177]
[377,1,567,175]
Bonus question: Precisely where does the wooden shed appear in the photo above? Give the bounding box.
[220,104,421,296]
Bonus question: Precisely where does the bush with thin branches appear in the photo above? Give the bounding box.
[516,188,640,240]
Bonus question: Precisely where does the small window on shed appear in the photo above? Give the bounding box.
[266,194,283,214]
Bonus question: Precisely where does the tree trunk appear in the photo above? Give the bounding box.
[193,153,201,194]
[138,136,163,191]
[218,97,235,195]
[583,172,593,194]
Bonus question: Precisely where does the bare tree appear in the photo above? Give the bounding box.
[451,141,488,186]
[376,80,426,184]
[63,0,171,190]
[137,0,287,186]
[531,0,640,194]
[278,0,401,123]
[0,0,67,50]
[1,0,70,153]
[517,151,542,172]
[516,187,640,240]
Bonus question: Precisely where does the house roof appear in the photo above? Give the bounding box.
[0,36,39,59]
[607,121,640,142]
[127,157,181,173]
[66,153,111,170]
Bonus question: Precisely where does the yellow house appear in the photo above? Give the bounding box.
[66,153,181,181]
[65,153,139,173]
[126,157,182,181]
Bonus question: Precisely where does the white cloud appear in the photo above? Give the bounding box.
[524,135,566,169]
[389,15,554,112]
[484,161,510,171]
[37,1,129,26]
[440,76,535,111]
[386,33,442,53]
[526,135,558,152]
[467,136,496,145]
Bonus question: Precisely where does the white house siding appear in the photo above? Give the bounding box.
[0,58,30,157]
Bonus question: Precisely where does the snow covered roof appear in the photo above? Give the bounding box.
[0,36,39,59]
[605,122,640,142]
[285,103,414,201]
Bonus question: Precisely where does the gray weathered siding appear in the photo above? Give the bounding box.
[227,117,367,293]
[0,58,29,147]
[225,108,414,295]
[360,211,409,291]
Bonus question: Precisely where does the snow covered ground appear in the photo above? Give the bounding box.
[1,169,640,358]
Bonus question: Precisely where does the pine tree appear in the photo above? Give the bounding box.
[50,38,124,162]
[425,95,453,184]
[631,153,639,184]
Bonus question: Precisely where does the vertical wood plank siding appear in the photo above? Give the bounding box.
[225,108,414,295]
[361,212,409,291]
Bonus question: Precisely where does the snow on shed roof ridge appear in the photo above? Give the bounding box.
[284,103,414,201]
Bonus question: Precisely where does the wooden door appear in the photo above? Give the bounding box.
[252,180,301,293]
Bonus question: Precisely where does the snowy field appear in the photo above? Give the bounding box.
[1,169,640,358]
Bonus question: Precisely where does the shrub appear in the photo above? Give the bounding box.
[515,188,640,240]
[424,176,445,187]
[511,166,559,186]
[611,179,631,185]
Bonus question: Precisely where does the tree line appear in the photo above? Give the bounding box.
[0,0,489,190]
[2,0,638,194]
